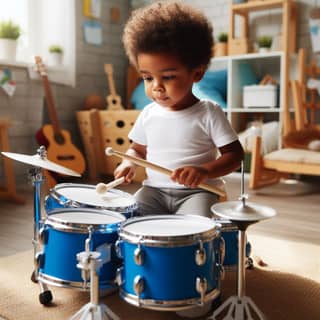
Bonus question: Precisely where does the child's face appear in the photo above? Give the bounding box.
[137,52,204,111]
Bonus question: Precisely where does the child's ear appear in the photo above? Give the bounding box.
[193,65,206,83]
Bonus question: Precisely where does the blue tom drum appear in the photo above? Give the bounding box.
[116,215,224,311]
[37,208,126,290]
[44,183,138,218]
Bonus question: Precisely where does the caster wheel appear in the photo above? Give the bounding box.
[30,270,38,283]
[246,257,254,269]
[39,290,53,305]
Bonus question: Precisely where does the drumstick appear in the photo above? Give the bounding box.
[96,177,125,194]
[105,147,226,198]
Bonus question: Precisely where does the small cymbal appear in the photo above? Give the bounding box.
[1,152,81,177]
[211,201,276,222]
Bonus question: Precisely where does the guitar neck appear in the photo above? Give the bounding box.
[107,73,117,96]
[41,75,61,134]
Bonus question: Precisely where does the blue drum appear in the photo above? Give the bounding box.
[45,183,138,218]
[116,215,224,311]
[37,208,126,290]
[217,219,252,270]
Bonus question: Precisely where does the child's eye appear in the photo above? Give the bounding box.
[143,76,153,82]
[163,75,176,81]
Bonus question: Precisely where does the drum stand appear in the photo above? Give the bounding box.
[70,247,120,320]
[209,163,276,320]
[29,147,53,305]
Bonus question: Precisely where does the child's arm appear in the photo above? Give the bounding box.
[171,140,244,188]
[114,142,146,183]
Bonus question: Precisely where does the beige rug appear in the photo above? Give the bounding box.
[0,248,320,320]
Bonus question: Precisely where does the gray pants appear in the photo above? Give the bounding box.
[134,186,219,217]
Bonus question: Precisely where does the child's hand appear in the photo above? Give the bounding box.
[171,166,209,188]
[114,161,136,184]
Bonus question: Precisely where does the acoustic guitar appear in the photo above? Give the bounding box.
[104,63,124,110]
[34,56,86,186]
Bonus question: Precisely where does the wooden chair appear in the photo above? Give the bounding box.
[249,133,320,189]
[290,48,320,132]
[0,119,25,204]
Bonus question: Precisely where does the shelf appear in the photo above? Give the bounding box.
[229,108,282,113]
[212,51,284,62]
[232,0,292,14]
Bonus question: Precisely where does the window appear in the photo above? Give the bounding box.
[0,0,75,86]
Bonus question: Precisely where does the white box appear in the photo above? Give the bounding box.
[243,85,278,108]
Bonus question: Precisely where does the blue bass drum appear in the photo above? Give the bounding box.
[37,208,126,290]
[116,215,224,311]
[44,183,138,218]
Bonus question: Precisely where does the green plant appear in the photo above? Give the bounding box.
[0,20,21,40]
[218,32,228,43]
[49,45,63,54]
[257,35,272,48]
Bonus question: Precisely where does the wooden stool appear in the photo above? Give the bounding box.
[0,119,25,204]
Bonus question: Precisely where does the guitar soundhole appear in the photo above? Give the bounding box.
[54,133,66,145]
[116,120,125,128]
[112,99,118,105]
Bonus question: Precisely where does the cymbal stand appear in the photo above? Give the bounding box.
[69,230,120,320]
[29,146,53,304]
[208,162,266,320]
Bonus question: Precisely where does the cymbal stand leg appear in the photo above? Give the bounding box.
[29,166,44,281]
[69,243,119,319]
[28,157,53,305]
[208,226,265,320]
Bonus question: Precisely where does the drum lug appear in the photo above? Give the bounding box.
[115,239,123,258]
[134,246,144,266]
[133,275,144,306]
[38,227,47,246]
[219,236,225,266]
[35,252,44,269]
[195,240,206,266]
[196,276,207,305]
[214,236,225,280]
[116,267,123,286]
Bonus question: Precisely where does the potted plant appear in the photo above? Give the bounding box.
[213,32,228,57]
[0,20,21,61]
[257,35,273,53]
[48,44,63,66]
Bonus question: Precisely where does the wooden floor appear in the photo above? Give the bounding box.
[0,172,319,275]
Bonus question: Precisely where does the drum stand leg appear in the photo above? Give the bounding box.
[208,228,265,320]
[29,147,53,305]
[70,251,120,320]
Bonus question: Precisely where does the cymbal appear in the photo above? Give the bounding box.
[211,200,276,222]
[1,152,81,177]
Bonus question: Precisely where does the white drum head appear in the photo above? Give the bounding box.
[54,184,136,208]
[47,209,125,231]
[50,211,124,225]
[123,215,216,237]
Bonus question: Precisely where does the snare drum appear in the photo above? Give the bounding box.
[216,219,252,270]
[45,183,138,218]
[37,208,126,290]
[116,215,223,311]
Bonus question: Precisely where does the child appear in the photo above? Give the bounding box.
[116,1,244,316]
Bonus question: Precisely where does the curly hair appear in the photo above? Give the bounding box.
[123,1,214,70]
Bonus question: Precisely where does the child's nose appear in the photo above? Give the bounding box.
[152,80,164,91]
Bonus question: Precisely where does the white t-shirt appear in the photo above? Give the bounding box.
[129,100,238,189]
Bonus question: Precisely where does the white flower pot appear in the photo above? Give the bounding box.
[48,52,63,66]
[0,39,17,61]
[259,47,271,53]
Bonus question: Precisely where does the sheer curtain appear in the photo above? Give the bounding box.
[0,0,76,86]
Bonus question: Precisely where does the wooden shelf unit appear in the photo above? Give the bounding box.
[228,0,298,136]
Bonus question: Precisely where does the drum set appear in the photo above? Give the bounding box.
[2,147,276,320]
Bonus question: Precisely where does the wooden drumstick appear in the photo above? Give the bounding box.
[105,147,226,198]
[96,176,125,194]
